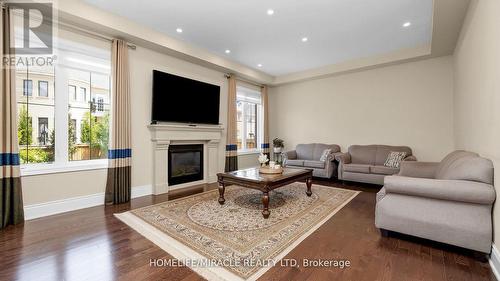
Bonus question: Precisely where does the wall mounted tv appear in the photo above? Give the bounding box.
[151,70,220,125]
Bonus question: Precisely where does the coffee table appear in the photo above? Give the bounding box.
[216,167,313,218]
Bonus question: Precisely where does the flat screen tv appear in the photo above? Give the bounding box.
[152,70,220,125]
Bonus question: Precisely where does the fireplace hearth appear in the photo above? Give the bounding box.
[168,144,204,186]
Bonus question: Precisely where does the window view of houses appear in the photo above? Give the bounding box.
[16,66,111,164]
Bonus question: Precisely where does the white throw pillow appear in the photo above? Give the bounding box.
[384,151,407,168]
[320,149,332,162]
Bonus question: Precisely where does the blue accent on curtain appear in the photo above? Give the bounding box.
[225,144,238,151]
[261,143,270,149]
[0,153,20,166]
[108,149,132,159]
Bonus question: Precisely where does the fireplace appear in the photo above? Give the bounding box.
[168,144,204,186]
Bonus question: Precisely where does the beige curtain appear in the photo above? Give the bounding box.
[105,39,132,204]
[1,6,24,228]
[225,76,238,172]
[261,86,269,156]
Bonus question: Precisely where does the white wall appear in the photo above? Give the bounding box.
[453,0,500,244]
[22,44,229,205]
[268,56,455,161]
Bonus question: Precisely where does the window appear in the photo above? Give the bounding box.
[14,22,112,171]
[236,86,263,152]
[38,81,48,97]
[79,87,87,101]
[23,79,32,96]
[69,85,77,100]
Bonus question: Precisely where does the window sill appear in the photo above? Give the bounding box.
[21,159,108,176]
[237,149,261,156]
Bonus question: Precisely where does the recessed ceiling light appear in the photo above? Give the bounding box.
[225,49,231,54]
[176,28,183,33]
[301,37,308,42]
[267,9,274,15]
[257,64,263,67]
[403,22,411,27]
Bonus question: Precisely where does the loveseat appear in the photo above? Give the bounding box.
[282,143,341,178]
[336,145,416,185]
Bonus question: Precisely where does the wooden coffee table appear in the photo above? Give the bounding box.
[216,167,313,219]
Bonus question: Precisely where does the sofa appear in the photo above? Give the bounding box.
[282,143,341,178]
[375,150,495,254]
[335,145,416,185]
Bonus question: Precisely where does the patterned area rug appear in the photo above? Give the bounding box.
[115,183,359,281]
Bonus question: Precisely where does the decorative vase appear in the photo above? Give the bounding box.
[273,147,283,153]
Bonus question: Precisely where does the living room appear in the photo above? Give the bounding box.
[0,0,498,280]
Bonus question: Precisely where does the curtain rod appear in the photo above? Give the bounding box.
[58,21,137,50]
[225,74,264,88]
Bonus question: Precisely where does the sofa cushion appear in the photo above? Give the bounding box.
[343,164,370,173]
[312,144,340,160]
[296,144,314,160]
[304,160,325,169]
[374,145,412,165]
[349,145,377,165]
[371,165,399,175]
[438,155,494,184]
[435,150,479,179]
[286,159,304,167]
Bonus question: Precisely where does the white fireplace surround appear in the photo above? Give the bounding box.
[149,123,224,195]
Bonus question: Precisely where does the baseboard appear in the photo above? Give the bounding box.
[24,185,153,220]
[489,244,500,280]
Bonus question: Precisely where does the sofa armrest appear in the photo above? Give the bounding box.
[335,152,351,164]
[398,161,439,178]
[282,150,297,160]
[384,176,496,205]
[403,155,417,161]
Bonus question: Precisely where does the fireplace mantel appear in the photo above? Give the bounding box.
[149,123,224,195]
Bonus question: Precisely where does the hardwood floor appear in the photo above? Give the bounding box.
[0,180,494,281]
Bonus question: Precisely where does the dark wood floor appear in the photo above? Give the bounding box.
[0,179,494,281]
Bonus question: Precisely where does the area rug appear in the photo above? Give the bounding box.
[115,183,359,281]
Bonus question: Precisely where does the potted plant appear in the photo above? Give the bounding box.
[273,138,284,153]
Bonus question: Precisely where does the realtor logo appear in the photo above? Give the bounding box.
[8,2,53,55]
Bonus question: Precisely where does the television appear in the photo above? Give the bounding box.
[151,70,220,125]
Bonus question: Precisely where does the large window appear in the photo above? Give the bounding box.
[236,86,263,152]
[15,23,112,171]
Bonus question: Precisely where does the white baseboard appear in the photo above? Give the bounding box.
[24,185,153,220]
[489,244,500,280]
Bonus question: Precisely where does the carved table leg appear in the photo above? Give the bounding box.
[306,177,313,197]
[218,182,225,205]
[262,191,270,219]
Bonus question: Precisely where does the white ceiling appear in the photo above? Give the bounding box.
[83,0,433,76]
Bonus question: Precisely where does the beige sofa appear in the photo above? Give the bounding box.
[283,143,341,178]
[375,150,495,253]
[335,145,416,185]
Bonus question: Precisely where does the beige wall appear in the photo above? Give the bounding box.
[269,56,455,161]
[453,0,500,244]
[22,45,229,205]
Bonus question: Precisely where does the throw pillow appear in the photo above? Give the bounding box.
[384,151,407,168]
[320,149,332,162]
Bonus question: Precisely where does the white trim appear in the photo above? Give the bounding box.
[489,244,500,280]
[21,159,108,176]
[24,185,153,220]
[237,149,260,156]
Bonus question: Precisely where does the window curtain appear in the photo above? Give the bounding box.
[105,39,131,204]
[225,76,238,172]
[1,6,24,228]
[261,86,270,158]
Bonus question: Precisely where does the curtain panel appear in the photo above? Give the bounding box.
[105,39,132,204]
[1,7,24,228]
[225,76,238,172]
[261,86,270,157]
